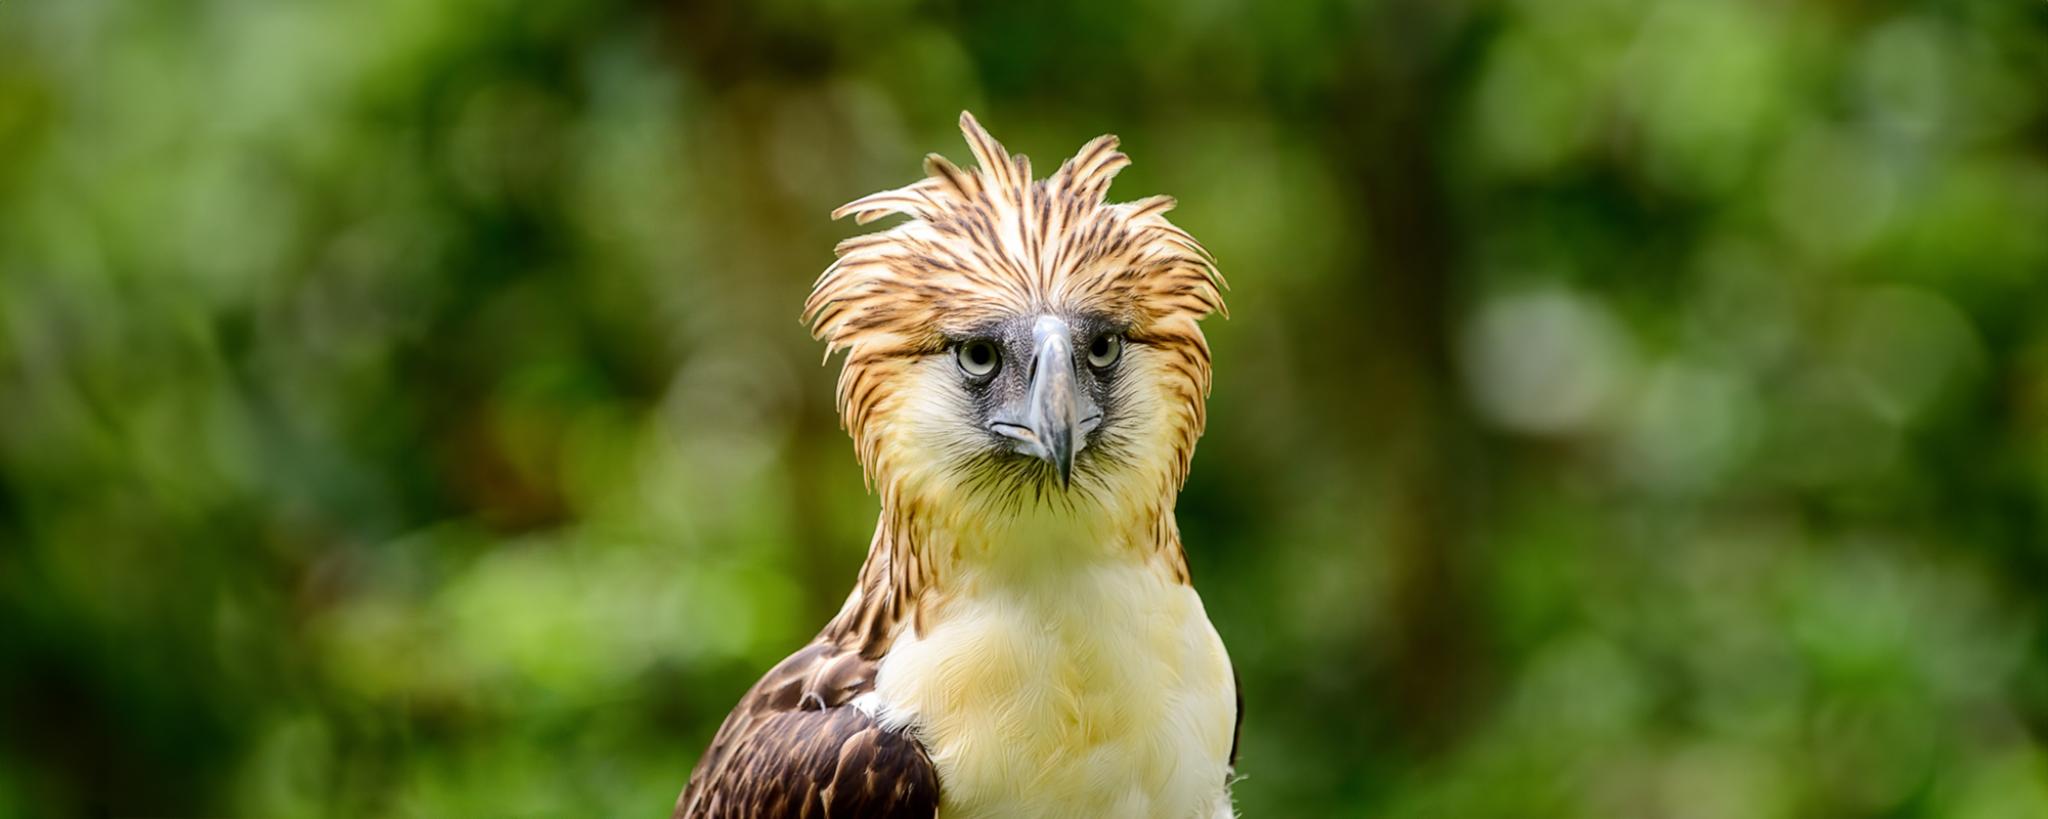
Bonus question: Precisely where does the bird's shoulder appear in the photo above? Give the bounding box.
[675,642,937,819]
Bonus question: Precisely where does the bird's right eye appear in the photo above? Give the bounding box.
[957,340,1001,379]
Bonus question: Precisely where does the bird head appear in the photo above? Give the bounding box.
[805,112,1226,521]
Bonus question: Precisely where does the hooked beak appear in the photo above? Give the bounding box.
[992,317,1099,486]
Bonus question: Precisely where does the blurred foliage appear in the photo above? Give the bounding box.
[3,0,2048,816]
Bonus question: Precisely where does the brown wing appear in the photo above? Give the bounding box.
[676,643,938,819]
[1230,667,1242,771]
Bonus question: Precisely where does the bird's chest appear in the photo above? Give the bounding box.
[865,563,1235,819]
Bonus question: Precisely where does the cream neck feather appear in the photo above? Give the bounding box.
[820,472,1189,657]
[858,487,1235,819]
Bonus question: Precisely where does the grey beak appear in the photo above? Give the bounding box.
[992,316,1096,487]
[1025,323,1081,485]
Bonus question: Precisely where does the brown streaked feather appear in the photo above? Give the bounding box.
[804,111,1226,488]
[676,643,938,819]
[791,115,1231,670]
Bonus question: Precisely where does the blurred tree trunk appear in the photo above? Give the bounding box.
[1328,0,1488,752]
[653,4,856,630]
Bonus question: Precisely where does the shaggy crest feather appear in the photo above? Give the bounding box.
[802,112,1227,485]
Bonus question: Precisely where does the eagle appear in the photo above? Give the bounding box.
[676,112,1237,819]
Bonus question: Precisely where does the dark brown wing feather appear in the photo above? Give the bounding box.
[1230,668,1243,771]
[676,643,938,819]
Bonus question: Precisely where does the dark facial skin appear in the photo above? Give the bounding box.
[949,312,1128,487]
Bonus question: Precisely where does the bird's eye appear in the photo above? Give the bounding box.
[957,340,1001,379]
[1087,334,1122,369]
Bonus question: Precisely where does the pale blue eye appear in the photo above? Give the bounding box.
[958,340,1000,378]
[1087,334,1122,368]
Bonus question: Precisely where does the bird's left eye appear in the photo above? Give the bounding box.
[1087,334,1122,369]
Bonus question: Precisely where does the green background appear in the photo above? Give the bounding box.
[4,0,2048,815]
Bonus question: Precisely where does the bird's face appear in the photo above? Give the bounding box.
[807,113,1223,519]
[850,296,1212,522]
[950,314,1117,487]
[882,309,1183,510]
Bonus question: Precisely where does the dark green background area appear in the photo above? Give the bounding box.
[4,0,2047,815]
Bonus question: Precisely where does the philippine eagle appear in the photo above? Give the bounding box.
[676,112,1236,819]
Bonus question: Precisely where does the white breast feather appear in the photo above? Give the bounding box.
[863,533,1235,819]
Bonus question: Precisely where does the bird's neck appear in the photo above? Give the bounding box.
[819,489,1191,658]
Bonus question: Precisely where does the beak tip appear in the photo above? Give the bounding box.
[1049,434,1075,488]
